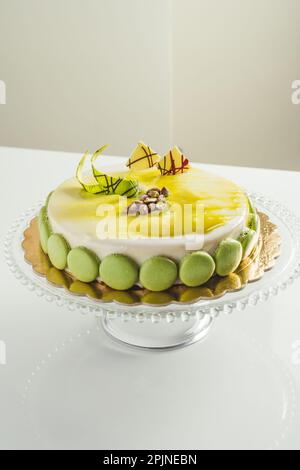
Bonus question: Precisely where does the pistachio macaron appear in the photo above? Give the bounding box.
[139,256,178,292]
[247,197,260,231]
[214,238,243,277]
[250,213,260,232]
[67,247,100,283]
[38,206,52,254]
[238,228,257,258]
[47,233,70,270]
[179,251,215,287]
[247,196,256,216]
[99,254,139,290]
[45,191,53,209]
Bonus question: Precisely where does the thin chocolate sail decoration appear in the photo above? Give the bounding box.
[158,146,189,176]
[76,147,108,194]
[91,150,139,197]
[126,141,161,170]
[76,146,139,197]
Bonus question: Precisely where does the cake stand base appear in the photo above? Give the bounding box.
[100,313,213,350]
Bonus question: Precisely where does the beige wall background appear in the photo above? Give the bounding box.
[0,0,300,170]
[0,0,171,157]
[172,0,300,170]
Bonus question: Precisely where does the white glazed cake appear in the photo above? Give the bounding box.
[48,166,250,263]
[38,143,260,292]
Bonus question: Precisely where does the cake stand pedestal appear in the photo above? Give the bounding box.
[101,311,213,350]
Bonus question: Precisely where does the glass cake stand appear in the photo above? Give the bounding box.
[4,193,300,350]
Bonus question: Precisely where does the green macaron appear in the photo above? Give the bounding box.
[247,196,256,216]
[179,251,215,287]
[238,228,257,258]
[45,191,53,208]
[139,256,178,292]
[250,213,260,231]
[47,233,70,270]
[99,254,139,290]
[214,238,243,277]
[247,197,260,231]
[67,247,100,283]
[38,206,52,254]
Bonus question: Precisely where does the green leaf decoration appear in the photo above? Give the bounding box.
[76,146,139,197]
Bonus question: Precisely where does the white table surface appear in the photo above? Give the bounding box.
[1,146,300,450]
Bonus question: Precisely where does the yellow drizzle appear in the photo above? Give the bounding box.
[50,166,248,237]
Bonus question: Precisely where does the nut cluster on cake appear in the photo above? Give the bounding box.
[127,187,170,216]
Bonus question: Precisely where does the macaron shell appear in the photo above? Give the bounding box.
[214,239,243,277]
[238,228,257,259]
[47,233,70,270]
[250,213,260,231]
[45,191,54,209]
[179,251,215,287]
[38,206,52,254]
[99,254,139,290]
[67,247,100,283]
[139,256,178,292]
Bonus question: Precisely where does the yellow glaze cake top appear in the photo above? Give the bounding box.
[48,165,249,239]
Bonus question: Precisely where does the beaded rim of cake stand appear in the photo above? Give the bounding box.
[4,193,300,323]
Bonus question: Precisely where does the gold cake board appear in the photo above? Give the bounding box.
[22,212,281,307]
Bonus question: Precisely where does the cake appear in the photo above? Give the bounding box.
[38,142,260,292]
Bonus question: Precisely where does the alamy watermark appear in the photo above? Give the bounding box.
[0,80,6,104]
[0,340,6,365]
[291,80,300,105]
[95,198,206,249]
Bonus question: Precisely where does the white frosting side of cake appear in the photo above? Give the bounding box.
[48,209,245,264]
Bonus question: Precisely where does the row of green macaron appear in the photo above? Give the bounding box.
[38,205,259,292]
